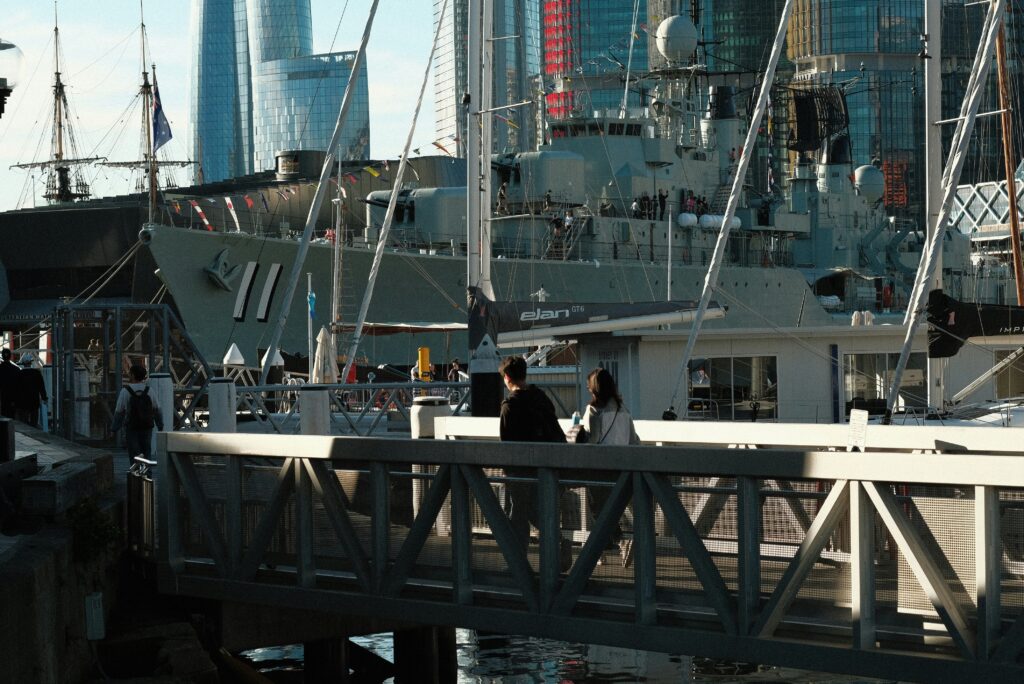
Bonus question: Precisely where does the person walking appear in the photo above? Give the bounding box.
[658,188,668,220]
[110,365,164,460]
[582,367,640,566]
[0,349,21,419]
[15,354,47,428]
[498,355,569,567]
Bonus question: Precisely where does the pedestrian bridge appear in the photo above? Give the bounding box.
[155,420,1024,682]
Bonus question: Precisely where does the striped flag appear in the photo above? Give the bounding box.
[277,190,289,202]
[189,200,215,231]
[225,197,241,232]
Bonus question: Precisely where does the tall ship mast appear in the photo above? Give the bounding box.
[99,5,192,222]
[11,4,103,203]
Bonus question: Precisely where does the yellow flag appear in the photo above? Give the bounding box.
[363,166,380,178]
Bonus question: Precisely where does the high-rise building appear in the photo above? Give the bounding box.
[190,0,369,183]
[190,0,252,182]
[433,0,539,156]
[787,0,925,221]
[542,0,650,121]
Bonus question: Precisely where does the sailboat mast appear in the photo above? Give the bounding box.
[995,26,1024,305]
[145,67,156,224]
[52,12,63,163]
[884,0,1006,422]
[262,0,380,385]
[466,0,495,299]
[664,0,795,419]
[139,1,157,224]
[924,0,944,410]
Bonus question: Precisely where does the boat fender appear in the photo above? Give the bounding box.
[698,214,741,230]
[138,227,153,244]
[676,212,698,227]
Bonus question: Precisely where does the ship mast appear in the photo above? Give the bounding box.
[12,2,103,203]
[100,2,191,221]
[995,24,1024,305]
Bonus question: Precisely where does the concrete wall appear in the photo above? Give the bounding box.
[0,526,120,683]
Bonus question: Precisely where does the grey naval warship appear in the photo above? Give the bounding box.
[1,13,1006,399]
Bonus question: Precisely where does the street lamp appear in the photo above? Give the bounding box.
[0,38,24,119]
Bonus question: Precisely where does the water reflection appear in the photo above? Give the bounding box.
[241,630,890,683]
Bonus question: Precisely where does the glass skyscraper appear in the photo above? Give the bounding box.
[787,0,924,220]
[542,0,649,120]
[190,0,252,182]
[433,0,540,156]
[190,0,370,183]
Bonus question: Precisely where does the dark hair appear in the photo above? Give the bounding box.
[1,349,9,362]
[499,355,527,384]
[587,367,622,409]
[129,364,148,382]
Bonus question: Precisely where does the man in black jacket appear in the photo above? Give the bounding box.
[498,356,567,560]
[16,355,47,428]
[0,349,20,419]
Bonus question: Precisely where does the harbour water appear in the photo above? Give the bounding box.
[241,631,890,683]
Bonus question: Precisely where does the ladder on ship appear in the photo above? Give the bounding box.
[331,246,361,377]
[709,162,750,214]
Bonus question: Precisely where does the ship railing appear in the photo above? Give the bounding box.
[156,428,1024,679]
[172,379,578,436]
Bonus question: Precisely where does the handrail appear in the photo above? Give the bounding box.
[157,431,1024,681]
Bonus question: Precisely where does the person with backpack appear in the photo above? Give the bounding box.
[110,365,164,460]
[498,355,570,567]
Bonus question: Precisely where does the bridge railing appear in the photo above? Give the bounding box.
[157,431,1024,681]
[170,379,578,436]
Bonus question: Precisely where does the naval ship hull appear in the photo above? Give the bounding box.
[139,223,833,369]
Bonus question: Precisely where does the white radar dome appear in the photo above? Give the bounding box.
[854,165,885,204]
[656,16,698,64]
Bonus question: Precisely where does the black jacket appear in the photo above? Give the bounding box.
[16,368,47,410]
[499,385,566,443]
[0,361,20,413]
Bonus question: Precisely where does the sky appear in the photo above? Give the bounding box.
[0,0,437,212]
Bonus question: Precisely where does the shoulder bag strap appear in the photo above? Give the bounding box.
[596,406,620,444]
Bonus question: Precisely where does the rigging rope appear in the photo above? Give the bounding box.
[341,0,448,383]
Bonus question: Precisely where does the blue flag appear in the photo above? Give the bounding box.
[152,78,173,152]
[307,291,316,320]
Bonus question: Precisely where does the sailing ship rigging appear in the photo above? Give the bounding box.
[98,9,192,222]
[11,7,102,203]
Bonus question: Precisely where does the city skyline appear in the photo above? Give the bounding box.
[0,0,435,212]
[190,0,371,183]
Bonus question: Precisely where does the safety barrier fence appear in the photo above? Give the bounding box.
[157,425,1024,682]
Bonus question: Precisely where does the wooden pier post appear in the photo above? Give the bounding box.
[300,387,330,435]
[394,626,457,683]
[208,377,237,433]
[304,638,349,683]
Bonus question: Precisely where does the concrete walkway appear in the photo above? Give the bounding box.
[1,423,127,561]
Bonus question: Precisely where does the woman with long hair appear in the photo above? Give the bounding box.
[582,367,639,566]
[583,367,639,446]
